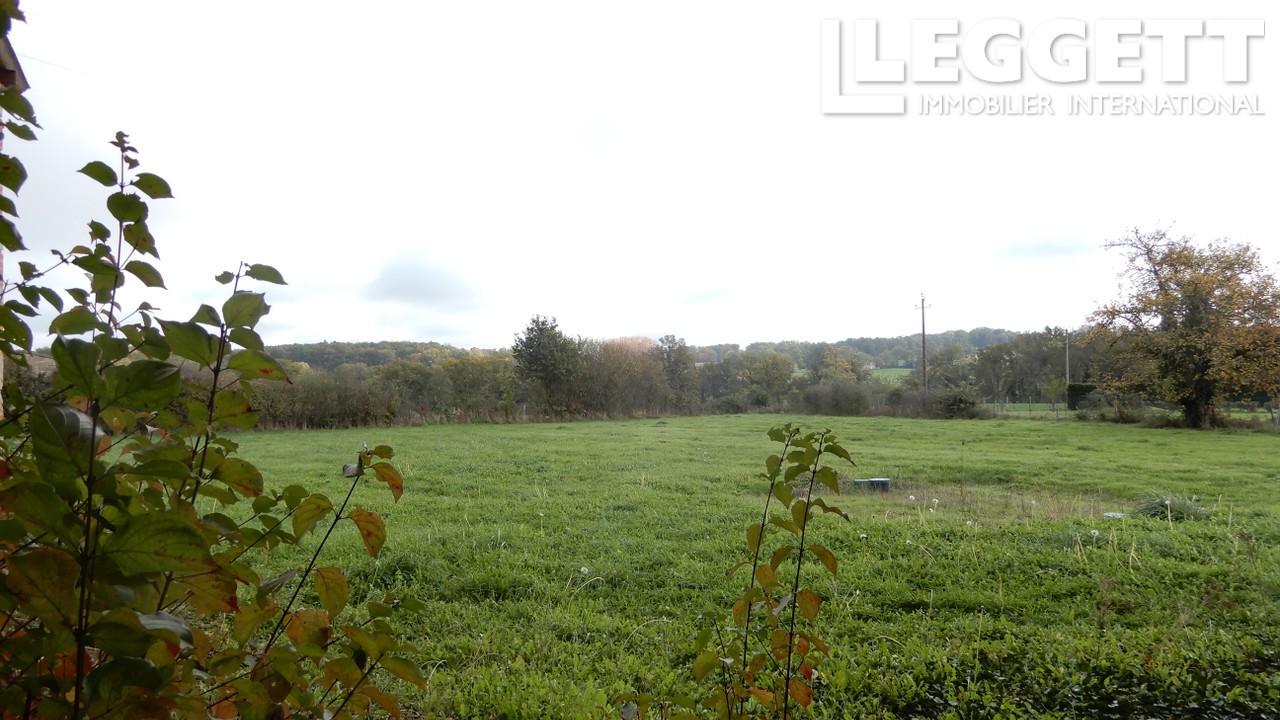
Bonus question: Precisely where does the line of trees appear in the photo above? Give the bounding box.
[9,230,1275,429]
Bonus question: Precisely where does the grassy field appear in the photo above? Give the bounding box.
[231,416,1280,719]
[871,368,912,383]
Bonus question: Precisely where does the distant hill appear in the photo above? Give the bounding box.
[269,328,1019,372]
[267,340,474,372]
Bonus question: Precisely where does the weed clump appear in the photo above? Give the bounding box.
[1133,493,1210,521]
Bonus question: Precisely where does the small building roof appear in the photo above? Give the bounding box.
[0,36,28,92]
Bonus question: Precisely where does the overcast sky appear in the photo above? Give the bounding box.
[7,1,1275,350]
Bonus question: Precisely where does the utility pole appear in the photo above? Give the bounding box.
[914,294,931,399]
[1065,330,1071,384]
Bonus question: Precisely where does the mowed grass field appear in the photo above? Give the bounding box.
[231,416,1280,719]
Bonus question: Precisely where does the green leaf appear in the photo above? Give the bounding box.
[379,655,429,689]
[771,482,793,506]
[746,524,764,553]
[106,192,148,223]
[159,320,220,367]
[89,613,159,657]
[51,336,103,397]
[245,263,287,285]
[4,120,37,141]
[370,444,395,459]
[122,220,157,257]
[791,499,809,528]
[132,172,174,199]
[293,494,334,537]
[214,271,235,285]
[222,291,269,329]
[123,259,165,288]
[49,307,100,335]
[38,287,65,312]
[122,325,170,360]
[342,625,392,661]
[191,304,221,326]
[315,567,350,620]
[769,544,795,570]
[366,601,394,619]
[212,387,258,429]
[233,601,279,645]
[100,513,213,576]
[0,154,28,192]
[765,453,782,476]
[0,216,23,251]
[769,516,800,536]
[211,457,264,497]
[810,497,848,520]
[816,465,839,494]
[825,441,854,464]
[229,327,265,350]
[85,658,164,705]
[0,89,39,124]
[5,298,36,317]
[228,349,291,383]
[0,482,81,544]
[128,459,197,484]
[7,547,80,625]
[0,303,32,351]
[692,651,719,682]
[30,403,96,500]
[809,544,838,576]
[104,360,182,409]
[281,484,308,509]
[88,220,111,241]
[137,611,195,648]
[79,160,119,187]
[17,285,40,307]
[347,509,387,558]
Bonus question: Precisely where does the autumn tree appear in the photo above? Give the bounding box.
[1091,228,1280,428]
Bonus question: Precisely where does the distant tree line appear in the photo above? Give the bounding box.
[10,229,1272,430]
[11,240,1277,429]
[5,320,1264,429]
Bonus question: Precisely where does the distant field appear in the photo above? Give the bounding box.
[233,416,1280,718]
[871,367,912,382]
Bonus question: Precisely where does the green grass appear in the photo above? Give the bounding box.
[871,368,912,383]
[230,416,1280,719]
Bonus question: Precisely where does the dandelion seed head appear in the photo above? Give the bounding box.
[858,533,868,540]
[908,495,916,501]
[1090,529,1099,537]
[580,566,589,574]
